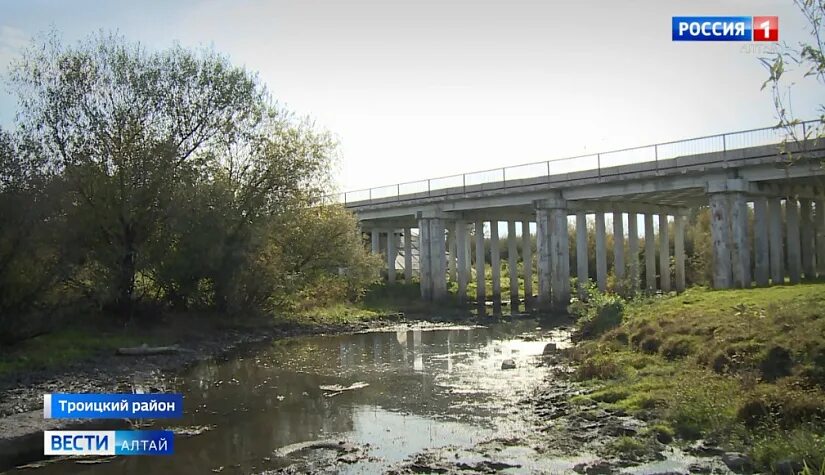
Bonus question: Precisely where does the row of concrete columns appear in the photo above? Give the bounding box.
[710,180,825,288]
[368,208,686,312]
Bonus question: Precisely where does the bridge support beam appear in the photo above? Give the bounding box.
[644,214,656,292]
[627,213,640,290]
[576,212,589,299]
[418,216,447,300]
[536,197,569,311]
[474,221,486,306]
[522,221,533,307]
[447,230,457,283]
[709,193,732,289]
[508,221,519,310]
[786,198,802,284]
[800,199,816,279]
[817,199,825,278]
[595,212,607,292]
[371,230,383,278]
[613,212,625,280]
[536,209,552,310]
[674,214,686,292]
[387,230,397,283]
[463,225,472,289]
[549,207,571,310]
[456,221,469,303]
[490,221,501,310]
[659,214,671,292]
[730,193,751,288]
[753,198,770,286]
[768,198,785,284]
[404,228,413,283]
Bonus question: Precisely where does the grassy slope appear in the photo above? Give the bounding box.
[572,284,825,472]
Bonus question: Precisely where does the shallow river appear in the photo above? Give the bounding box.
[16,320,571,474]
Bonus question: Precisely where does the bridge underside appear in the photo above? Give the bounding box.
[349,142,825,312]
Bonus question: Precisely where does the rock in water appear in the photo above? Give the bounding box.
[543,342,558,354]
[721,452,753,473]
[501,359,516,370]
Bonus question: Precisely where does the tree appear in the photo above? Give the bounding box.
[761,1,825,155]
[9,31,265,314]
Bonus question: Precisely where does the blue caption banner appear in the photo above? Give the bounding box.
[672,16,753,41]
[44,430,175,455]
[44,393,183,419]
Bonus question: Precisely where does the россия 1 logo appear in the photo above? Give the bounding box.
[672,16,778,42]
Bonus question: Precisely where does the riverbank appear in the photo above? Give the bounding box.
[565,283,825,473]
[0,291,488,471]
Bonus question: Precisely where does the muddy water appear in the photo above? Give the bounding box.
[17,320,570,474]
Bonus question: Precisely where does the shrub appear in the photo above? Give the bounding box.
[639,336,662,354]
[573,287,626,338]
[751,427,825,473]
[759,346,795,382]
[576,354,625,380]
[660,336,696,360]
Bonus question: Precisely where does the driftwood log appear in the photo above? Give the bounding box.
[116,343,183,356]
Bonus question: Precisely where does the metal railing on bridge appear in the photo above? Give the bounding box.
[328,120,820,206]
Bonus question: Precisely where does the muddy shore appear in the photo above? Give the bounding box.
[0,315,423,470]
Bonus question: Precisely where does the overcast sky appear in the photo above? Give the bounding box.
[0,0,821,193]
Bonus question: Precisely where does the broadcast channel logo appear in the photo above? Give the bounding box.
[44,430,174,456]
[672,16,778,42]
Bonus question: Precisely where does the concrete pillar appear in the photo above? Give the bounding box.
[674,214,686,292]
[463,225,472,285]
[536,208,552,309]
[418,223,431,299]
[456,221,468,303]
[431,220,447,299]
[659,214,671,292]
[709,194,732,289]
[575,212,589,298]
[768,197,785,284]
[418,217,447,300]
[371,230,380,255]
[404,228,413,283]
[613,211,625,279]
[550,207,571,310]
[800,199,816,279]
[595,212,607,291]
[447,229,457,283]
[387,230,397,283]
[817,199,825,278]
[507,221,519,308]
[644,214,656,291]
[786,198,802,284]
[490,221,501,304]
[474,221,486,305]
[730,193,751,288]
[753,198,770,286]
[521,221,533,305]
[627,213,640,289]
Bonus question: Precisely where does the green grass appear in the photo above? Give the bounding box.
[570,283,825,471]
[0,329,147,377]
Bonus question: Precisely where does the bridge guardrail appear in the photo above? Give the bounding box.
[324,120,819,206]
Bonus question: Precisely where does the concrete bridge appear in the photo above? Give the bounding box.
[341,121,825,311]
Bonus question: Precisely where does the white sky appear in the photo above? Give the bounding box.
[0,0,822,194]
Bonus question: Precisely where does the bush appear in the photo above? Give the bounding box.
[759,346,795,382]
[576,354,626,380]
[573,285,626,338]
[660,336,696,360]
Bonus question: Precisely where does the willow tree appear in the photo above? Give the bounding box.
[7,32,345,315]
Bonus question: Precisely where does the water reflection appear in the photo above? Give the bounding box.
[14,320,569,475]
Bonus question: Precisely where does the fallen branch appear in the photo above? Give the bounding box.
[116,343,184,356]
